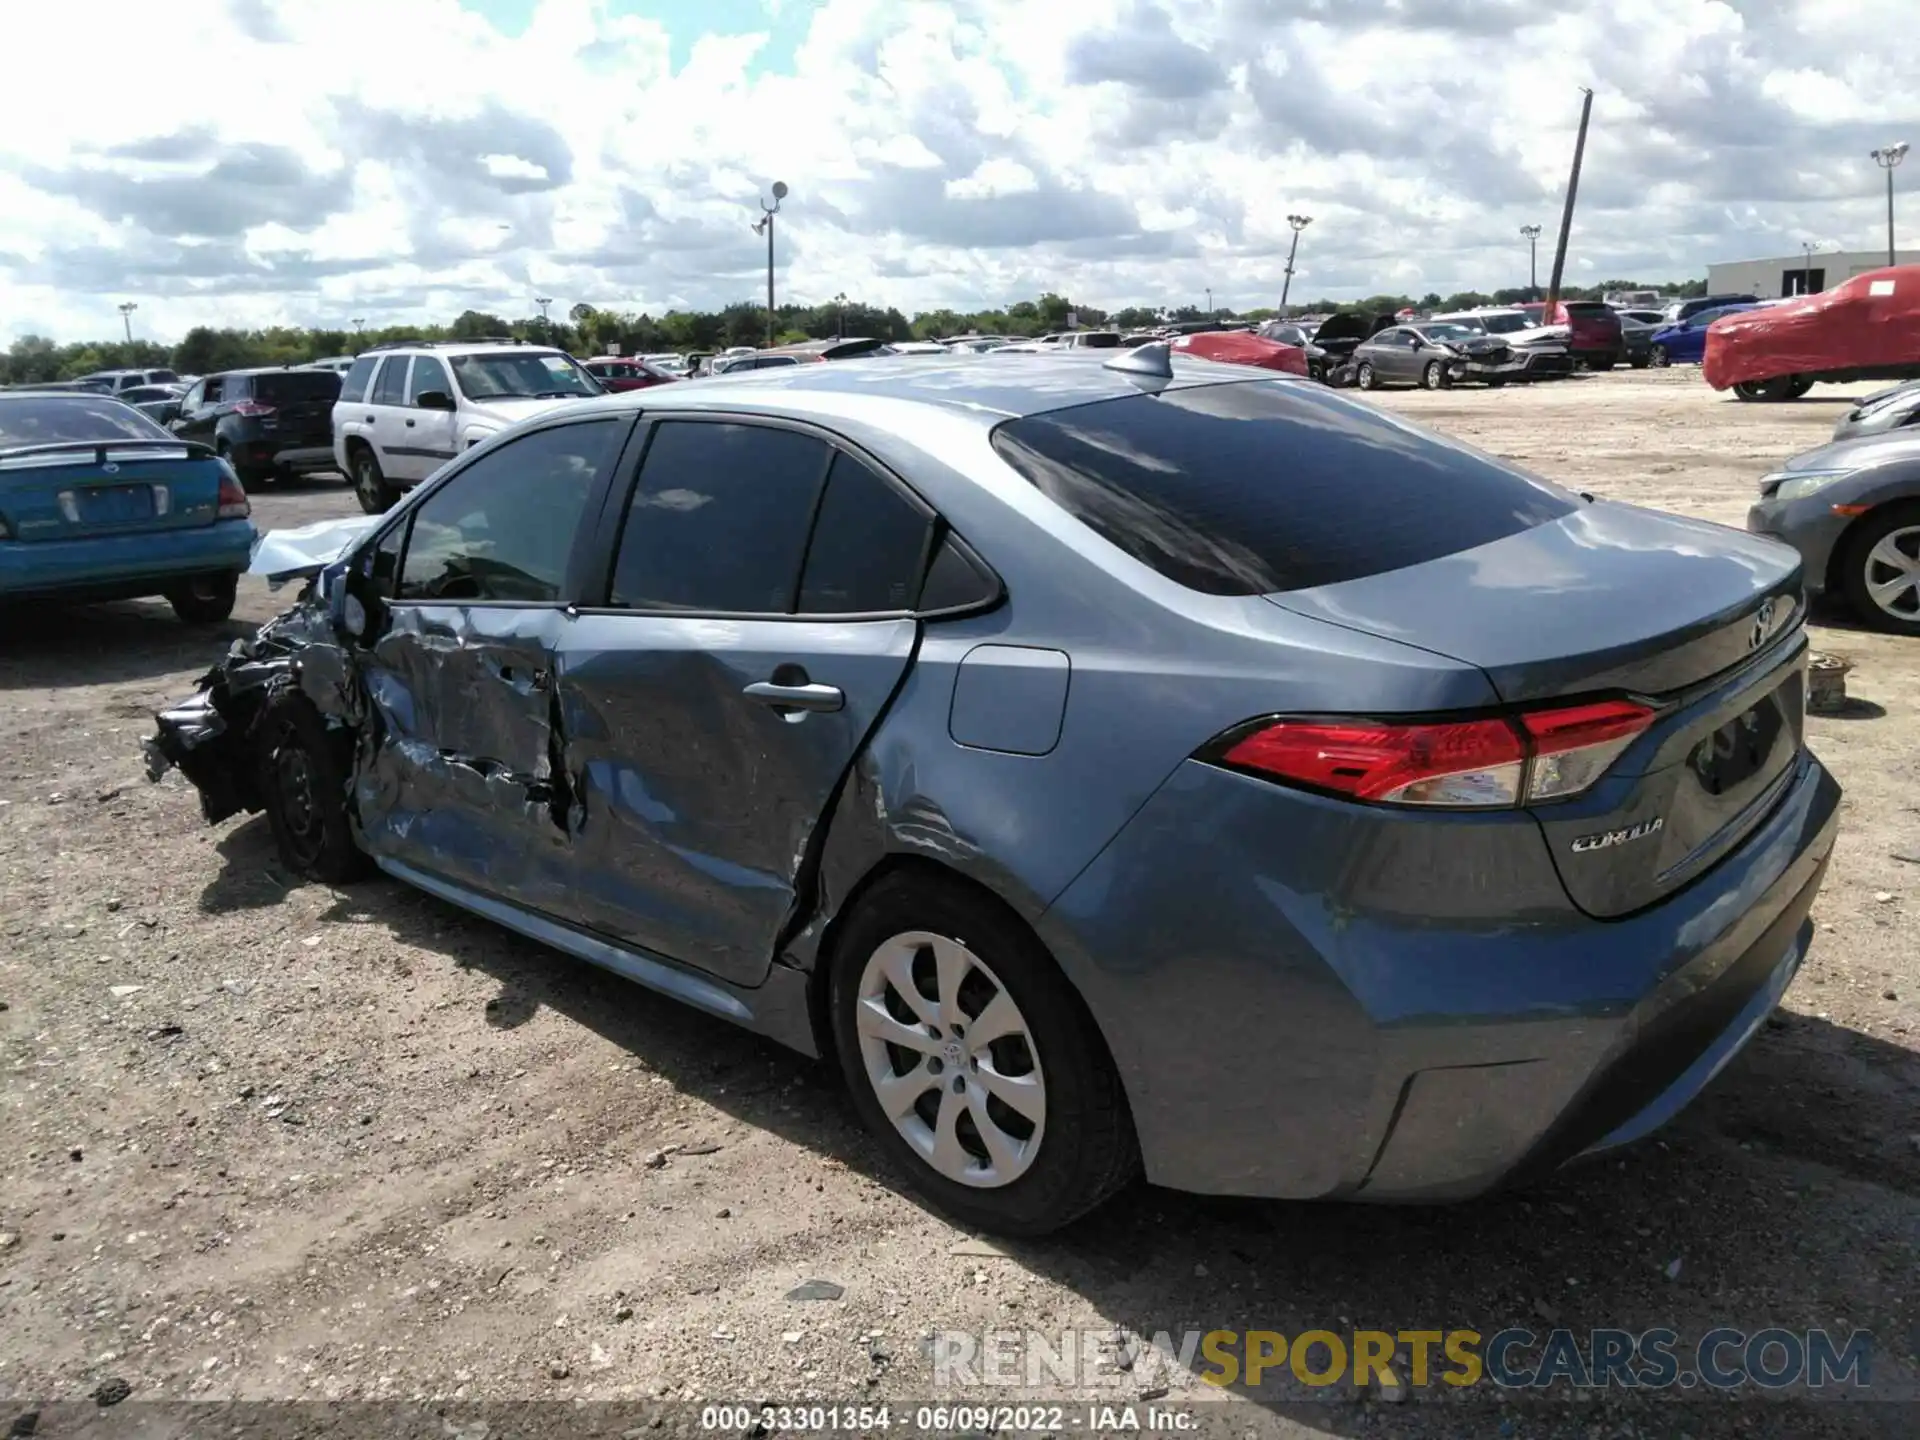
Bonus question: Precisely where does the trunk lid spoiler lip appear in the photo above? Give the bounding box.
[0,437,215,466]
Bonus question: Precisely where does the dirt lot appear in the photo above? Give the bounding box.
[2,370,1916,1439]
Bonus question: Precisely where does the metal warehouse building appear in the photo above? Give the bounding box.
[1707,248,1920,299]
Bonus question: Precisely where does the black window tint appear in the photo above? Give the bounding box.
[0,395,172,446]
[397,420,618,603]
[610,421,829,612]
[254,371,341,403]
[367,520,407,598]
[408,356,450,404]
[799,454,933,613]
[991,381,1576,596]
[340,356,378,403]
[202,377,226,403]
[919,535,998,611]
[372,357,410,406]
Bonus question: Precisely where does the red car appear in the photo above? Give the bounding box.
[1168,330,1309,377]
[1704,266,1920,401]
[1516,300,1624,369]
[582,357,680,393]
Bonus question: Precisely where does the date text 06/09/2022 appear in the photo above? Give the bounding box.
[699,1403,1198,1433]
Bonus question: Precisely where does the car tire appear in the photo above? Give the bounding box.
[828,869,1138,1237]
[351,448,399,514]
[1732,376,1803,402]
[1422,360,1450,390]
[1650,345,1670,368]
[256,691,371,883]
[165,573,237,625]
[1589,356,1616,372]
[1485,377,1507,388]
[1838,501,1920,636]
[1356,362,1378,391]
[1629,356,1650,369]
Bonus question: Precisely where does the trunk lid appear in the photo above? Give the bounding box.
[1268,500,1808,916]
[0,442,228,541]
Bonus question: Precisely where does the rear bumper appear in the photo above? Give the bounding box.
[1041,748,1840,1200]
[0,519,255,602]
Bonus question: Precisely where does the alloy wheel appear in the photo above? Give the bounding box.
[1650,345,1670,367]
[355,455,387,512]
[1862,524,1920,624]
[1357,363,1376,390]
[854,931,1046,1188]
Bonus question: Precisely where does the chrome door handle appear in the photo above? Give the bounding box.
[742,680,844,713]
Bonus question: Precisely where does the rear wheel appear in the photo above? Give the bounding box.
[351,448,398,514]
[1839,502,1920,636]
[829,870,1137,1236]
[166,573,237,624]
[1650,344,1671,368]
[1732,376,1803,402]
[256,692,370,882]
[1356,362,1378,391]
[1422,360,1450,390]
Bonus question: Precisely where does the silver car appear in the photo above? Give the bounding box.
[1832,378,1920,441]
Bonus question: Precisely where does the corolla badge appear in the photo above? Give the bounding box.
[1570,816,1664,853]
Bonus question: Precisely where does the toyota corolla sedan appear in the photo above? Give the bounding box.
[146,347,1839,1235]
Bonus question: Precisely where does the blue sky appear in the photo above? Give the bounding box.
[460,0,814,74]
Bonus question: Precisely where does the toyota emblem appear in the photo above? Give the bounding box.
[1748,598,1778,651]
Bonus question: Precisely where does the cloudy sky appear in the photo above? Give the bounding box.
[1,0,1916,343]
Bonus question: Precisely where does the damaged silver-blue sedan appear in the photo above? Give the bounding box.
[147,347,1839,1235]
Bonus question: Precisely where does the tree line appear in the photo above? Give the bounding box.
[1,279,1708,386]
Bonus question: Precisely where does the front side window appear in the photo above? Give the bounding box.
[408,356,451,405]
[202,377,227,403]
[609,421,830,612]
[991,381,1577,596]
[372,357,410,406]
[449,350,599,400]
[396,420,621,603]
[339,355,378,404]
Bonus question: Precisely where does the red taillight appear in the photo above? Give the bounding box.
[1214,699,1654,809]
[232,400,276,416]
[217,473,250,520]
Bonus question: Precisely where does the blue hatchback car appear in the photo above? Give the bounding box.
[1,390,255,622]
[147,347,1839,1234]
[1648,303,1765,368]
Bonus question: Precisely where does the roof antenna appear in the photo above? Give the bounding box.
[1104,340,1174,380]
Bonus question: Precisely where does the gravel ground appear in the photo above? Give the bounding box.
[1,370,1916,1439]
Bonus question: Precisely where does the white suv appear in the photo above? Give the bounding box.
[332,340,604,513]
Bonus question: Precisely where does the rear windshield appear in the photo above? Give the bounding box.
[0,395,173,448]
[1077,332,1123,348]
[990,381,1577,596]
[253,371,342,403]
[1562,303,1614,318]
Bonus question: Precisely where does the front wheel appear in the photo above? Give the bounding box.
[1650,344,1670,368]
[829,871,1137,1236]
[1839,502,1920,636]
[166,573,237,624]
[1355,362,1378,391]
[351,448,398,514]
[1422,360,1450,390]
[256,692,371,882]
[1732,376,1803,402]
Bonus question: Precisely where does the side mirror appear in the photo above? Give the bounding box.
[415,390,456,412]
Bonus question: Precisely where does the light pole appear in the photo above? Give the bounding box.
[1280,214,1312,310]
[833,290,848,341]
[351,317,365,336]
[118,301,137,344]
[1871,142,1908,266]
[534,296,553,343]
[1800,240,1817,294]
[1205,286,1213,316]
[1520,224,1542,296]
[751,181,789,347]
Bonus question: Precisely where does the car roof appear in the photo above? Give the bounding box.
[557,347,1292,426]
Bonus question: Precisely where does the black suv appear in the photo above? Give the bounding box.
[170,368,342,485]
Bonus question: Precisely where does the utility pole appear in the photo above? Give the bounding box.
[118,301,137,344]
[1544,87,1594,319]
[1280,214,1312,310]
[1205,287,1212,316]
[1520,225,1542,297]
[1871,143,1908,266]
[752,181,789,347]
[534,296,553,344]
[833,291,848,341]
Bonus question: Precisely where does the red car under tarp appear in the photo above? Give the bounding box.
[1703,265,1920,400]
[1169,330,1308,376]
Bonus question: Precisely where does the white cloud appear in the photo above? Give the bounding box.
[2,0,1919,342]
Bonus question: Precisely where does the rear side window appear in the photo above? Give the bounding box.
[609,421,830,613]
[340,355,378,404]
[372,357,410,406]
[254,371,341,403]
[798,454,934,613]
[991,382,1576,596]
[0,395,171,446]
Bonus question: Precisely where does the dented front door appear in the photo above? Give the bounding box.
[354,602,575,902]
